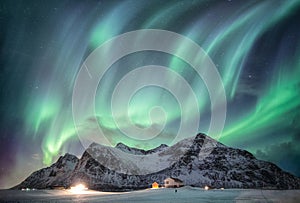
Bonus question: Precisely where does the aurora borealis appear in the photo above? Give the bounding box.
[0,0,300,188]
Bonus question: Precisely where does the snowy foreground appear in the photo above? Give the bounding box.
[1,187,300,203]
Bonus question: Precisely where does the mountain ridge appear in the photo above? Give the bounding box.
[115,142,169,155]
[13,133,300,191]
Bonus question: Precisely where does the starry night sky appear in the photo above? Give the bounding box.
[1,0,300,189]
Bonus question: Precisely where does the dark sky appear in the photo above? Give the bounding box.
[0,0,300,188]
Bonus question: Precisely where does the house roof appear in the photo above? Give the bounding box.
[165,177,183,183]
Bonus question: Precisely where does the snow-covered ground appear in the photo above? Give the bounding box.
[1,187,300,202]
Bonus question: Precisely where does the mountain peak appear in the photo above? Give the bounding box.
[62,153,78,159]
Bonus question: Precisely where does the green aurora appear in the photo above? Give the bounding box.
[1,0,300,188]
[27,0,300,163]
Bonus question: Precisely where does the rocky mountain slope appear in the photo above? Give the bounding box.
[115,143,168,155]
[13,153,78,189]
[13,133,300,191]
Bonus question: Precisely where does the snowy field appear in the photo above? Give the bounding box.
[1,187,300,203]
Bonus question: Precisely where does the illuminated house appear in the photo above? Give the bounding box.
[164,177,184,188]
[152,182,159,189]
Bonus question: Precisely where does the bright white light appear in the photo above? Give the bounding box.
[70,183,88,194]
[204,186,209,190]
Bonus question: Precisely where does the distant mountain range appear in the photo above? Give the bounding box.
[13,133,300,191]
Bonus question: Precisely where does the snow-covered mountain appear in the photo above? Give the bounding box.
[13,153,78,189]
[13,133,300,191]
[115,143,168,155]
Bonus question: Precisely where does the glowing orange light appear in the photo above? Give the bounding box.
[152,182,159,189]
[70,183,88,194]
